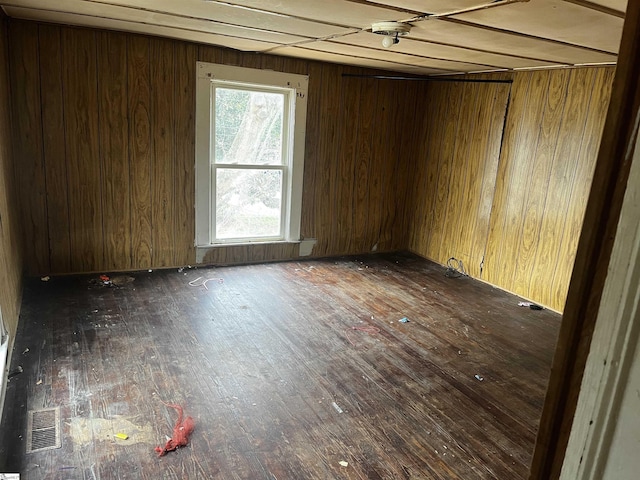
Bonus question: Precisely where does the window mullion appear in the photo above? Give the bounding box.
[214,164,284,170]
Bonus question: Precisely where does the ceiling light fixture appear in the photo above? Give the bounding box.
[371,21,412,48]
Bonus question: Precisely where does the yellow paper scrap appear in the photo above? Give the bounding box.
[115,433,129,440]
[339,461,349,467]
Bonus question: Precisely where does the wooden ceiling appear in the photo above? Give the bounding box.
[0,0,627,75]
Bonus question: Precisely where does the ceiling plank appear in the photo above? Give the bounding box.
[213,0,415,28]
[274,45,451,74]
[365,1,489,15]
[3,6,283,51]
[367,0,627,18]
[563,0,626,16]
[413,18,618,65]
[345,0,424,15]
[288,40,501,72]
[1,0,315,44]
[332,31,560,69]
[78,0,357,37]
[453,0,624,53]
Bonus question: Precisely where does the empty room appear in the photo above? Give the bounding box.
[1,1,639,479]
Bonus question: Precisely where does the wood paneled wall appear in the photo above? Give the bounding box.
[0,14,23,338]
[408,68,615,312]
[486,68,615,312]
[407,80,511,279]
[9,20,416,275]
[8,19,615,312]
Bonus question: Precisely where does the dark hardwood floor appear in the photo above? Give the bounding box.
[0,252,561,479]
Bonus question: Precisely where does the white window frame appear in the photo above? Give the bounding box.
[195,61,308,250]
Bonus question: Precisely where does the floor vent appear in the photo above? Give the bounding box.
[26,407,61,453]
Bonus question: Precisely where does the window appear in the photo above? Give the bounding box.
[195,62,308,250]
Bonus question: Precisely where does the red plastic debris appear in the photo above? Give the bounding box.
[154,403,195,457]
[99,274,110,282]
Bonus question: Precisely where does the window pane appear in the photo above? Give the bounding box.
[214,88,284,165]
[215,168,283,239]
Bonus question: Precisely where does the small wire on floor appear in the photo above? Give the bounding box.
[188,276,224,290]
[445,257,468,278]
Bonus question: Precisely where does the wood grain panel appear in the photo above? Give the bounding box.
[352,77,377,253]
[409,67,614,312]
[299,61,323,241]
[97,31,131,271]
[260,53,284,72]
[200,242,299,265]
[549,67,615,309]
[319,63,346,256]
[197,43,224,65]
[472,83,511,279]
[8,21,48,274]
[426,83,464,259]
[425,83,456,258]
[363,76,387,252]
[450,82,501,278]
[393,80,424,251]
[196,45,214,64]
[280,57,309,76]
[38,24,71,273]
[369,79,395,252]
[529,69,596,308]
[173,40,197,267]
[435,82,478,266]
[331,71,362,252]
[150,37,175,267]
[481,73,532,288]
[314,65,341,255]
[490,71,551,291]
[409,80,510,279]
[0,13,23,339]
[487,68,614,312]
[61,27,103,273]
[219,47,242,67]
[408,82,446,254]
[511,69,569,298]
[367,72,407,252]
[127,35,152,269]
[240,51,262,70]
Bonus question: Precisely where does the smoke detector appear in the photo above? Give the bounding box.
[371,21,412,48]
